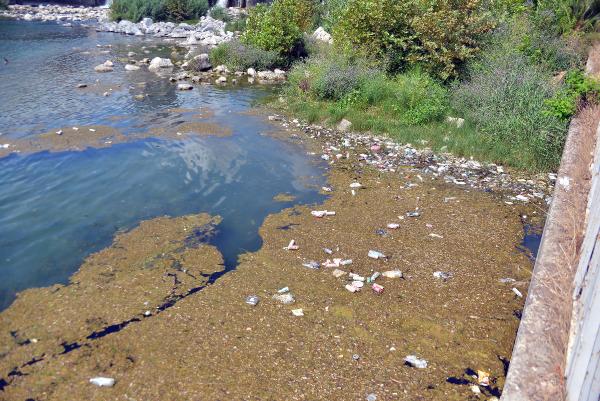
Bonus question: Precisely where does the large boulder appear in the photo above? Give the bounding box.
[312,27,333,44]
[148,57,174,71]
[193,53,212,71]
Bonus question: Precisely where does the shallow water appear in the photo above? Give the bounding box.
[0,20,326,310]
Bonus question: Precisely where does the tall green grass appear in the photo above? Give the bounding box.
[110,0,208,22]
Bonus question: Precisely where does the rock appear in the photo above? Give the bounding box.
[148,57,173,71]
[177,83,193,91]
[215,65,229,74]
[103,60,113,67]
[76,83,87,88]
[247,67,256,77]
[312,27,333,44]
[446,116,465,128]
[337,119,352,132]
[193,53,212,71]
[124,64,140,71]
[94,64,113,73]
[216,76,227,84]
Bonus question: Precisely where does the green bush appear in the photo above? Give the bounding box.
[209,6,230,22]
[0,0,8,10]
[110,0,208,22]
[452,42,567,170]
[333,0,494,80]
[318,0,348,32]
[242,0,317,56]
[535,0,600,34]
[287,50,449,125]
[225,14,248,32]
[544,70,600,120]
[210,40,281,71]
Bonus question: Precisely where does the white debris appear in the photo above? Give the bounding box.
[349,182,362,188]
[368,250,386,259]
[558,176,571,191]
[381,270,403,279]
[428,233,443,239]
[89,377,115,387]
[433,271,453,280]
[277,287,289,294]
[512,287,523,298]
[291,308,304,317]
[387,223,400,229]
[311,210,336,218]
[332,269,346,278]
[404,355,428,369]
[284,239,299,250]
[272,293,295,304]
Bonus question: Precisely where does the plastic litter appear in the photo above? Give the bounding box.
[368,250,386,260]
[339,259,353,266]
[351,280,364,288]
[89,377,115,387]
[143,310,151,317]
[382,270,403,279]
[477,370,491,386]
[311,210,336,218]
[321,186,333,192]
[433,271,453,280]
[375,229,388,236]
[332,269,346,278]
[345,284,359,293]
[370,272,381,282]
[291,308,304,316]
[387,223,400,229]
[349,273,365,281]
[404,355,427,369]
[499,277,516,284]
[277,287,289,294]
[366,394,377,401]
[349,182,362,188]
[302,261,320,270]
[323,248,333,254]
[56,130,63,135]
[273,293,295,304]
[512,287,523,298]
[284,239,299,250]
[406,211,420,217]
[245,295,259,306]
[429,233,444,239]
[352,354,360,361]
[372,283,384,294]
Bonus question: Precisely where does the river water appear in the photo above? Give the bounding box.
[0,20,325,310]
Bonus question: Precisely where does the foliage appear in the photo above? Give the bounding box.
[210,40,281,71]
[535,0,600,34]
[333,0,494,80]
[225,14,248,32]
[110,0,208,22]
[287,50,449,125]
[451,40,567,170]
[242,0,317,56]
[544,70,600,120]
[317,0,348,32]
[209,6,230,22]
[0,0,8,10]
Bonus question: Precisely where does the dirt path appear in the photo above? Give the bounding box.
[0,120,543,401]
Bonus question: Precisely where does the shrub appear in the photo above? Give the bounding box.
[544,70,600,121]
[209,6,230,22]
[210,40,281,71]
[333,0,494,80]
[535,0,600,34]
[242,0,318,56]
[110,0,208,22]
[0,0,8,10]
[317,0,348,32]
[225,14,248,32]
[452,44,567,170]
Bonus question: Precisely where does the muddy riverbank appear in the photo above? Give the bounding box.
[0,115,542,400]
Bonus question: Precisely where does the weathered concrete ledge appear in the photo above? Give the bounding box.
[501,51,600,399]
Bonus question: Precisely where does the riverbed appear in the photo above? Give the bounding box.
[0,19,543,401]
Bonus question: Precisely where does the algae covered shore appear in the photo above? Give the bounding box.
[0,116,542,401]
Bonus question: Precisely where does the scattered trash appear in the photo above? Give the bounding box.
[89,128,96,132]
[352,354,360,361]
[512,287,523,298]
[351,189,356,196]
[143,310,151,317]
[89,377,115,387]
[372,283,384,294]
[368,250,386,260]
[273,293,295,304]
[387,223,400,229]
[349,273,365,281]
[311,210,336,218]
[406,211,420,218]
[433,271,453,281]
[345,284,359,293]
[291,308,304,317]
[516,194,529,202]
[470,385,481,394]
[349,182,362,189]
[1,144,10,149]
[302,261,320,270]
[366,394,377,401]
[382,270,403,279]
[339,259,353,266]
[404,355,427,369]
[444,197,457,203]
[245,295,259,306]
[428,233,444,239]
[76,83,87,88]
[332,269,346,278]
[323,248,333,254]
[369,272,381,282]
[277,287,289,294]
[284,239,299,250]
[351,280,364,288]
[321,186,333,192]
[499,277,516,284]
[558,176,571,190]
[477,370,491,386]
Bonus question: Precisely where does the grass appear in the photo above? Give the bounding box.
[278,96,556,171]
